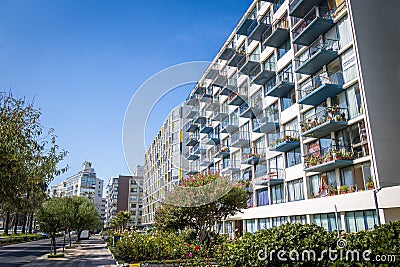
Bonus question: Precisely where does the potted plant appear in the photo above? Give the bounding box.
[349,184,356,193]
[366,175,374,190]
[328,182,337,196]
[335,150,343,160]
[325,151,333,162]
[339,185,349,194]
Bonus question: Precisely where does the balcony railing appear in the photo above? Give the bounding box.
[231,131,250,148]
[254,168,284,186]
[253,114,279,133]
[268,130,300,152]
[221,160,241,174]
[304,145,356,172]
[264,70,294,97]
[300,106,348,138]
[185,120,199,132]
[199,121,214,134]
[193,111,207,124]
[186,134,199,146]
[186,106,199,119]
[221,118,239,134]
[203,134,220,145]
[294,38,339,75]
[227,47,246,67]
[248,14,272,41]
[236,12,257,36]
[185,151,200,161]
[251,61,276,85]
[289,0,324,18]
[292,6,334,46]
[263,17,290,48]
[214,68,228,87]
[205,63,219,80]
[298,71,344,106]
[239,51,260,76]
[242,148,266,165]
[214,145,230,158]
[186,94,199,106]
[219,40,236,61]
[228,86,248,106]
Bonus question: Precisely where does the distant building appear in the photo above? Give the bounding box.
[51,161,104,225]
[104,165,144,229]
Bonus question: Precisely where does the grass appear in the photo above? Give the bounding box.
[47,253,65,258]
[65,245,76,249]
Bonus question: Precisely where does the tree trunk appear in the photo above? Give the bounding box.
[13,213,19,234]
[68,231,72,247]
[28,212,34,234]
[51,235,57,255]
[77,231,81,243]
[4,211,10,235]
[21,213,27,234]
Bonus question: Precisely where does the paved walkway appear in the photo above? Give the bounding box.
[22,235,118,267]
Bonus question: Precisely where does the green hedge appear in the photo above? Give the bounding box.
[0,234,46,245]
[220,222,400,266]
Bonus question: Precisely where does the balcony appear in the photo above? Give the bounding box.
[219,41,236,61]
[220,76,237,96]
[214,146,230,158]
[242,150,266,165]
[263,17,290,48]
[193,111,207,124]
[254,168,284,186]
[292,6,334,46]
[239,53,260,76]
[193,85,206,95]
[239,101,263,119]
[248,15,271,41]
[200,90,213,103]
[236,16,257,36]
[231,131,250,148]
[199,122,214,134]
[186,106,199,119]
[221,119,239,134]
[289,0,324,18]
[186,94,199,106]
[203,135,220,145]
[253,115,279,133]
[300,106,348,138]
[221,160,241,174]
[185,151,199,161]
[295,38,339,75]
[269,130,300,152]
[227,87,248,106]
[204,97,220,112]
[304,145,355,172]
[227,47,246,67]
[186,169,199,176]
[205,63,219,80]
[213,110,228,121]
[251,62,276,85]
[200,158,214,167]
[214,69,228,87]
[265,71,295,97]
[185,121,199,132]
[186,135,199,146]
[298,71,344,106]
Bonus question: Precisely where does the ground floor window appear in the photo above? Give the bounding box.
[224,221,232,234]
[272,216,287,227]
[246,219,256,233]
[290,215,306,224]
[345,210,377,232]
[313,213,341,232]
[258,218,271,230]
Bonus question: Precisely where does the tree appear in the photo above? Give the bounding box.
[71,197,101,242]
[36,197,64,255]
[155,173,248,245]
[110,211,131,232]
[0,92,67,234]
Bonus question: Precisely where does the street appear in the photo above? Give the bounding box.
[0,235,73,267]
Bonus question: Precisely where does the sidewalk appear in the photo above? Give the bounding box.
[22,235,118,267]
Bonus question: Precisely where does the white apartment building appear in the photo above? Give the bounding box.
[143,104,189,225]
[50,161,104,225]
[143,0,400,234]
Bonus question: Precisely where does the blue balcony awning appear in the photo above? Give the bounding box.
[219,47,236,61]
[289,0,324,18]
[304,159,353,172]
[265,80,295,97]
[252,69,276,85]
[301,120,347,138]
[269,141,300,152]
[298,83,343,106]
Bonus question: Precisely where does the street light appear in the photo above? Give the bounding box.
[373,187,382,226]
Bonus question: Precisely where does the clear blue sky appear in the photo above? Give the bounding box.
[0,0,251,189]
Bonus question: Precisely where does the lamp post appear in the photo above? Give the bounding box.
[373,187,382,226]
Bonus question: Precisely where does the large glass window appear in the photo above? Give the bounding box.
[277,38,290,59]
[246,219,256,233]
[257,188,269,206]
[290,215,306,224]
[341,48,358,83]
[337,15,352,48]
[258,218,271,230]
[345,210,377,232]
[286,147,302,167]
[272,216,287,227]
[271,183,285,204]
[287,178,304,202]
[281,89,296,111]
[313,213,342,232]
[346,83,362,119]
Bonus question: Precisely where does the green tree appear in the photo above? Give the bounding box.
[72,197,101,242]
[0,92,67,234]
[36,197,65,255]
[155,174,248,245]
[110,211,131,233]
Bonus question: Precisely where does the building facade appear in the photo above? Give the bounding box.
[50,161,105,225]
[143,104,189,226]
[143,0,400,233]
[105,166,144,229]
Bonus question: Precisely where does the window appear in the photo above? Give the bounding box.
[131,204,136,209]
[272,216,287,227]
[345,210,377,232]
[130,188,137,193]
[258,218,270,230]
[313,213,342,232]
[280,88,296,111]
[290,215,306,224]
[224,221,233,234]
[341,48,358,83]
[340,166,354,187]
[277,38,290,59]
[257,188,269,206]
[246,219,256,233]
[346,83,362,119]
[271,183,285,204]
[287,178,304,202]
[337,15,352,48]
[286,147,302,167]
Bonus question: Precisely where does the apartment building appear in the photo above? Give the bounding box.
[143,104,189,225]
[50,161,105,225]
[104,167,144,229]
[143,0,400,233]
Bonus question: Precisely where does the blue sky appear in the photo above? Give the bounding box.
[0,0,251,188]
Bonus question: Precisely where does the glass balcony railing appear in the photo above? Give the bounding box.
[228,86,248,106]
[298,71,344,106]
[251,61,276,85]
[265,70,295,98]
[185,134,199,146]
[239,51,260,76]
[185,121,199,133]
[193,111,207,124]
[227,46,246,67]
[186,106,199,119]
[186,94,199,106]
[221,118,239,134]
[219,40,236,61]
[304,145,356,172]
[268,130,300,152]
[294,38,339,75]
[248,15,272,41]
[292,6,334,46]
[254,168,284,186]
[199,121,214,134]
[185,151,199,161]
[236,13,257,36]
[263,17,290,48]
[300,106,348,138]
[219,75,237,96]
[253,114,279,133]
[231,131,250,148]
[289,0,324,18]
[221,159,241,174]
[213,145,230,158]
[242,148,266,165]
[205,63,219,80]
